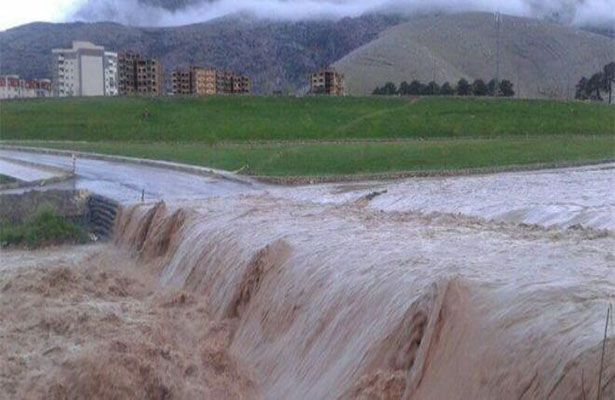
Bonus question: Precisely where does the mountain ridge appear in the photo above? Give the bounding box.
[0,14,405,94]
[334,12,615,98]
[1,12,613,97]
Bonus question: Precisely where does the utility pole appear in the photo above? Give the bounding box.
[494,12,502,97]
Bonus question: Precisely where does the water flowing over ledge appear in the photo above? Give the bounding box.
[113,195,615,399]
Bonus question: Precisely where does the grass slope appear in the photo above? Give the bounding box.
[1,96,613,177]
[14,137,614,177]
[1,96,613,142]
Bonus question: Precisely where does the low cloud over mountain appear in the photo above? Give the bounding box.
[71,0,614,28]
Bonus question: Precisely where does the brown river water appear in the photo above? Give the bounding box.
[1,171,614,399]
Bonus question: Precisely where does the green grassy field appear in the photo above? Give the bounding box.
[8,137,613,177]
[1,96,613,177]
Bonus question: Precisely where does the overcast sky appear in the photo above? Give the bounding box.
[1,0,80,31]
[2,0,614,31]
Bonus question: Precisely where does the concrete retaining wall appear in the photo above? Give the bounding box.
[0,189,120,240]
[88,194,119,239]
[0,189,89,225]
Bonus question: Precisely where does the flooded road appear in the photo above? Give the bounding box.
[1,148,614,230]
[0,158,60,182]
[1,148,614,399]
[272,163,615,230]
[0,148,259,204]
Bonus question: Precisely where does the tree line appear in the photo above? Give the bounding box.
[372,78,515,97]
[575,62,615,103]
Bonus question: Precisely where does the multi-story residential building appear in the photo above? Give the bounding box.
[0,75,22,99]
[118,52,139,96]
[104,52,119,96]
[171,67,192,95]
[118,52,164,96]
[0,75,52,99]
[136,58,164,96]
[215,71,234,94]
[232,74,251,95]
[51,41,118,97]
[310,68,345,96]
[38,79,53,97]
[170,66,250,96]
[25,79,52,98]
[192,68,217,95]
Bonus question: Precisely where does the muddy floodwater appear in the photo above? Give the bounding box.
[1,163,614,399]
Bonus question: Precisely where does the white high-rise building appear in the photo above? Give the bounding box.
[104,51,118,96]
[52,41,118,97]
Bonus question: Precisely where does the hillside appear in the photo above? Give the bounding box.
[2,96,613,176]
[334,12,615,98]
[3,97,613,142]
[2,12,613,97]
[0,14,404,94]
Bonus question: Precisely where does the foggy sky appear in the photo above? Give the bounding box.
[66,0,615,29]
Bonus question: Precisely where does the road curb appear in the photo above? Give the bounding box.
[0,155,76,191]
[250,159,615,185]
[0,145,256,187]
[0,173,76,191]
[0,155,71,175]
[2,145,612,187]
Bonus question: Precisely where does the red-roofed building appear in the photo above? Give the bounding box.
[0,75,52,99]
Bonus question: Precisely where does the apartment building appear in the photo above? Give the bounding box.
[171,66,250,96]
[310,68,345,96]
[51,41,118,97]
[215,71,234,94]
[232,74,251,95]
[118,52,164,96]
[0,75,52,99]
[171,67,192,95]
[104,52,119,96]
[193,68,218,95]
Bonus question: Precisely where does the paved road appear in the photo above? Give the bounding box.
[0,158,60,182]
[0,149,259,204]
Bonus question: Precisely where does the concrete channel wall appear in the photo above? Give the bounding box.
[0,189,120,239]
[87,194,120,239]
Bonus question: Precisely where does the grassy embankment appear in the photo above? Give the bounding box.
[0,208,87,249]
[1,96,613,177]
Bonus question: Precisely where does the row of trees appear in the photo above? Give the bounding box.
[575,62,615,103]
[372,78,515,97]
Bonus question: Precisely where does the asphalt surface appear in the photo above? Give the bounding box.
[0,149,259,204]
[0,158,60,182]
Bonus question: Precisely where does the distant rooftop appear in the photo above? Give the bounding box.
[52,41,105,53]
